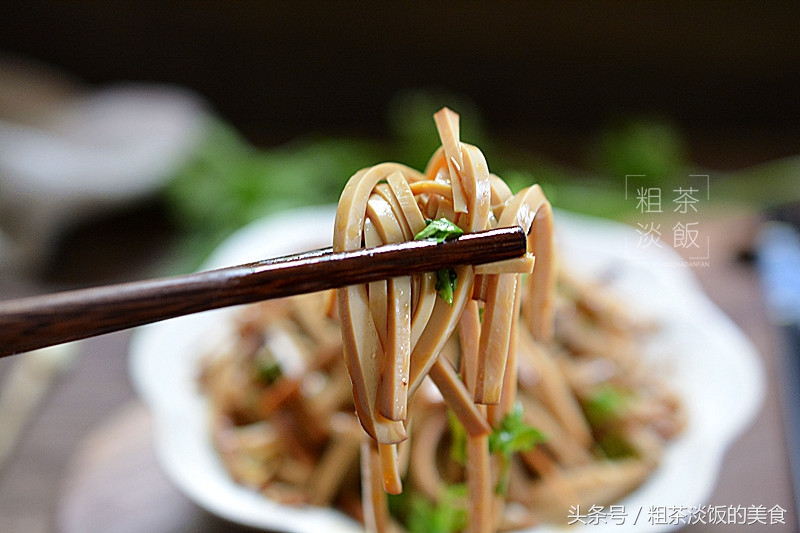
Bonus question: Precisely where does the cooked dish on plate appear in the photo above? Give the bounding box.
[198,109,685,532]
[129,108,763,533]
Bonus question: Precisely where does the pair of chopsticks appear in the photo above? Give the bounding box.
[0,226,527,358]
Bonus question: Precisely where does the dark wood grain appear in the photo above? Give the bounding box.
[0,226,526,357]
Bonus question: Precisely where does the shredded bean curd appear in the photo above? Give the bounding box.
[199,109,685,533]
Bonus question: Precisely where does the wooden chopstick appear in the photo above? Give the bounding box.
[0,226,527,357]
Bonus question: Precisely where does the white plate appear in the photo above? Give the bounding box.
[129,205,765,532]
[0,83,207,271]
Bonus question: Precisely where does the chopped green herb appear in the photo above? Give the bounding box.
[256,361,283,385]
[583,385,637,459]
[414,217,464,243]
[489,403,546,495]
[597,432,638,459]
[583,384,630,428]
[447,410,468,465]
[489,403,547,458]
[414,218,463,305]
[435,268,458,305]
[389,484,467,533]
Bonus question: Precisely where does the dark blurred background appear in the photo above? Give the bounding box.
[3,1,799,165]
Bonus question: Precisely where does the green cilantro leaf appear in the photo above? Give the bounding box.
[256,360,283,385]
[489,403,546,458]
[254,346,282,385]
[414,217,464,243]
[489,403,546,495]
[415,218,462,305]
[583,384,631,428]
[447,410,468,465]
[389,484,467,533]
[435,268,458,305]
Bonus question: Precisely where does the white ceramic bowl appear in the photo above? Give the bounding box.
[0,83,207,270]
[129,205,765,532]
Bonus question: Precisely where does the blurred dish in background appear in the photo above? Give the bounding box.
[0,56,208,272]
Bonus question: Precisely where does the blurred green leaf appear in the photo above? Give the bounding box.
[590,117,688,187]
[387,90,489,170]
[713,155,800,209]
[389,484,467,533]
[162,119,381,267]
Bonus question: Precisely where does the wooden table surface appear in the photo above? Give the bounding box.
[0,208,796,533]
